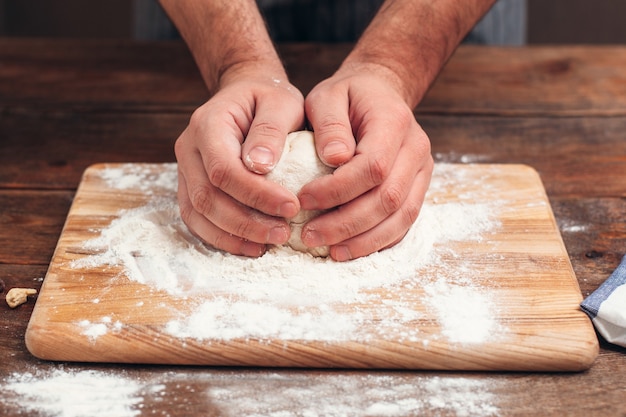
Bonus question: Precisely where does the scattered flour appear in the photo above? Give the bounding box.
[97,163,177,194]
[78,317,123,341]
[424,280,505,345]
[3,368,165,417]
[1,369,500,417]
[70,163,507,346]
[202,372,501,417]
[165,300,357,342]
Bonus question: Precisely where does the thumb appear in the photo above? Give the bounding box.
[305,89,356,168]
[242,92,304,174]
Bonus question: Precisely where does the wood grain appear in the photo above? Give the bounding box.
[420,45,626,116]
[3,111,626,198]
[3,40,626,116]
[426,115,626,198]
[2,40,626,416]
[0,190,74,265]
[25,163,598,370]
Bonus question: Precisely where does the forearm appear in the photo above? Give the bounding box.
[159,0,284,92]
[343,0,496,108]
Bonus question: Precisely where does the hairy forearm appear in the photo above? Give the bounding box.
[344,0,496,108]
[159,0,284,92]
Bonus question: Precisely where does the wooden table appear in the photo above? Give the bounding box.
[1,39,625,416]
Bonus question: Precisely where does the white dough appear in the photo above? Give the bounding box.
[266,131,334,257]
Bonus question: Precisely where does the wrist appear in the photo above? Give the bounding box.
[217,58,288,89]
[338,57,430,109]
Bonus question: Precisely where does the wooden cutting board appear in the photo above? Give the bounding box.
[26,163,598,371]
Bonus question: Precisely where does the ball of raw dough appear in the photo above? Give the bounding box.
[266,131,334,257]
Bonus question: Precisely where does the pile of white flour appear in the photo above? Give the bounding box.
[72,163,506,345]
[3,368,164,417]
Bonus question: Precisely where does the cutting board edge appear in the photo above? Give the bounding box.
[25,326,599,372]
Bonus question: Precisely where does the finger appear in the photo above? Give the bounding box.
[330,156,433,262]
[298,149,394,211]
[178,145,291,245]
[302,150,415,247]
[305,84,356,168]
[177,168,268,257]
[242,90,305,174]
[301,125,430,248]
[193,121,300,219]
[299,107,410,211]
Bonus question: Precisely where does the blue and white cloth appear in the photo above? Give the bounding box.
[581,255,626,348]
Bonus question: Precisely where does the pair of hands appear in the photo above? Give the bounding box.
[175,63,434,261]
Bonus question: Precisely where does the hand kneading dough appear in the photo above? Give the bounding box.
[266,131,334,257]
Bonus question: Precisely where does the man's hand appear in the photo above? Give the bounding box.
[295,0,496,261]
[302,64,434,261]
[175,70,305,256]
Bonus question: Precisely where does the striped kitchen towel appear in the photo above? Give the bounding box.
[580,255,626,348]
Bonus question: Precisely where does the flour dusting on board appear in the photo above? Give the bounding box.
[98,163,177,193]
[70,163,508,346]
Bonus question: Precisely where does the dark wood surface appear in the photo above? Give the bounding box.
[1,39,625,416]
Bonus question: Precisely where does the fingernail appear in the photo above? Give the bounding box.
[278,201,298,218]
[241,241,265,257]
[246,146,275,173]
[303,229,324,248]
[299,193,318,210]
[268,226,289,244]
[333,245,353,262]
[322,140,349,160]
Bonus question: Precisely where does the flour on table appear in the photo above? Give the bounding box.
[70,163,507,345]
[1,368,500,417]
[3,368,165,417]
[202,372,501,417]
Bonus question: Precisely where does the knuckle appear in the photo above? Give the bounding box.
[232,216,260,240]
[243,187,270,213]
[367,153,390,185]
[380,183,404,215]
[423,153,435,174]
[347,233,388,260]
[395,105,415,127]
[402,201,422,226]
[317,118,351,135]
[413,131,432,158]
[187,105,212,132]
[337,215,365,241]
[385,100,414,127]
[326,183,351,207]
[188,184,215,215]
[210,231,228,251]
[206,159,232,189]
[250,121,283,140]
[338,223,358,242]
[370,234,389,253]
[188,106,205,125]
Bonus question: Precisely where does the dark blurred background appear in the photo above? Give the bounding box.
[1,0,625,44]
